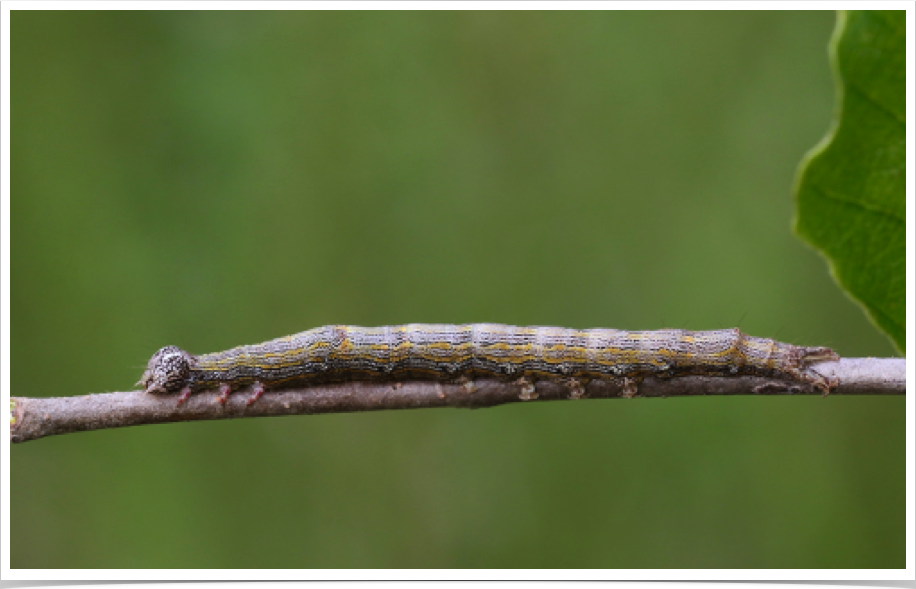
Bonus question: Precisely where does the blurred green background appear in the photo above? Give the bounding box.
[11,10,903,569]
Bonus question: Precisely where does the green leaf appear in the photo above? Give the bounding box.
[794,10,906,354]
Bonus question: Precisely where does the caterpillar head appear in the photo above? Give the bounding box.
[138,346,194,395]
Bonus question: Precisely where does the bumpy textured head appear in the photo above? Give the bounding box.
[138,346,194,395]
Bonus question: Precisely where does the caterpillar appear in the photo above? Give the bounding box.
[138,324,840,405]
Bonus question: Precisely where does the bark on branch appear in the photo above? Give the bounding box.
[9,357,905,444]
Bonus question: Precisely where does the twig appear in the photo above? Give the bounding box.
[9,357,905,444]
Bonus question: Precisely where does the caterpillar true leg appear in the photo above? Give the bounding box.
[176,386,193,407]
[247,382,265,406]
[217,383,232,405]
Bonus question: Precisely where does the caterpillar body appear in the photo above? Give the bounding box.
[138,324,840,405]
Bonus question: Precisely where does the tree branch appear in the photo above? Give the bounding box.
[9,357,905,444]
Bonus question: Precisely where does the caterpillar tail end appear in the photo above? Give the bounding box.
[801,346,840,363]
[798,346,840,396]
